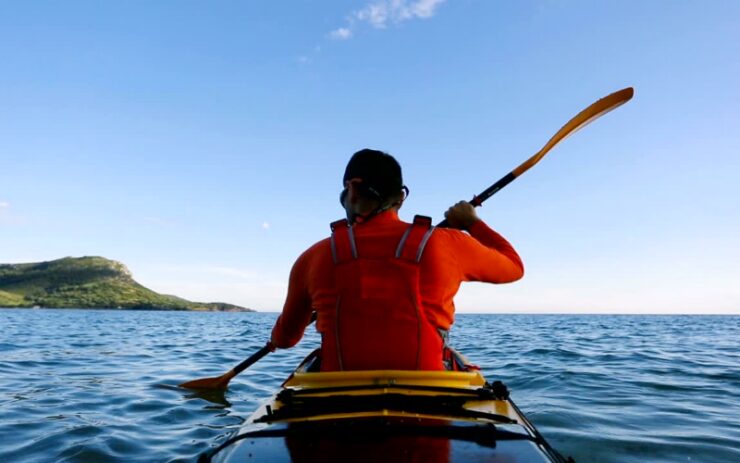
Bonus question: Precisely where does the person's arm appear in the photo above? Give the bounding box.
[270,248,315,348]
[466,219,523,280]
[444,201,524,283]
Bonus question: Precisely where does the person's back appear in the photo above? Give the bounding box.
[270,149,523,371]
[323,214,442,370]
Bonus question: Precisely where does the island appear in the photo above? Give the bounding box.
[0,256,253,311]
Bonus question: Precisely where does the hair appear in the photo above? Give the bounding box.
[343,149,405,206]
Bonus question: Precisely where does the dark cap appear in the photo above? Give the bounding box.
[343,149,404,201]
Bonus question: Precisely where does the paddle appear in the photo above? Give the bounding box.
[180,313,317,391]
[438,87,634,227]
[179,342,275,390]
[180,89,633,390]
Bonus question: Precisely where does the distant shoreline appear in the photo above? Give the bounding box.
[0,306,255,312]
[0,256,253,312]
[1,307,736,316]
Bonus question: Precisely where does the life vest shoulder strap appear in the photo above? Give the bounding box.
[330,219,357,264]
[331,215,435,264]
[396,215,435,263]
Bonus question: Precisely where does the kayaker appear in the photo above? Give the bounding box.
[270,149,523,371]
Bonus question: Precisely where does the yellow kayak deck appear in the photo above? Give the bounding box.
[202,359,573,462]
[264,369,520,424]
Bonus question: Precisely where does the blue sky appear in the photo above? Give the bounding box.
[1,1,738,313]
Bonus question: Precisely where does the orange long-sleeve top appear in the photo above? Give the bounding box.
[271,210,524,348]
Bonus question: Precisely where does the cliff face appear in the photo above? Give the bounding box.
[0,256,252,311]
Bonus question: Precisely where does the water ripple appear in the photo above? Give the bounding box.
[0,310,738,462]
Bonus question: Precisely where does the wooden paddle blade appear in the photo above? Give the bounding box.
[440,87,635,222]
[179,341,280,392]
[512,87,634,178]
[179,370,235,391]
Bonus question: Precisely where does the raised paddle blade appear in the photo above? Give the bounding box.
[511,87,634,178]
[437,87,634,228]
[179,370,236,391]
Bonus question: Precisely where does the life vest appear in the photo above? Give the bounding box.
[320,215,445,371]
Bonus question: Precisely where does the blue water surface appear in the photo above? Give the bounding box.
[0,310,738,463]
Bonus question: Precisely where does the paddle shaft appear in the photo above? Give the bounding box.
[233,311,317,375]
[233,342,274,375]
[180,313,317,390]
[232,312,317,375]
[437,87,634,228]
[436,171,516,228]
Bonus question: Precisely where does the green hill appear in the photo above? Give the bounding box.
[0,256,252,311]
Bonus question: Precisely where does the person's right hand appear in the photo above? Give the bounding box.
[444,201,480,230]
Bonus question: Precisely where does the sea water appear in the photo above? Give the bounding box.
[0,310,738,463]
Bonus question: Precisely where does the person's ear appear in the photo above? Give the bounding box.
[345,178,362,205]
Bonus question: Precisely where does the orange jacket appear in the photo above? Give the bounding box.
[271,210,524,367]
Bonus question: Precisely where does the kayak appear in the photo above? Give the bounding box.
[199,350,573,463]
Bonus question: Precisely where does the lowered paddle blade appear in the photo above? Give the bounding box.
[179,342,275,391]
[179,370,236,391]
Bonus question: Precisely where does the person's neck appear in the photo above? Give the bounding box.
[348,206,398,225]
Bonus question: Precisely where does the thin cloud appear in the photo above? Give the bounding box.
[330,0,446,39]
[330,27,353,40]
[296,45,322,65]
[0,201,9,210]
